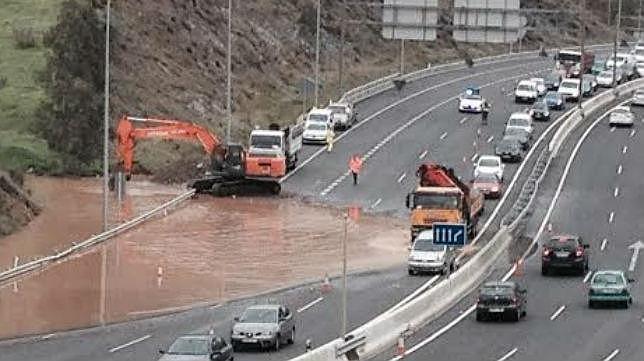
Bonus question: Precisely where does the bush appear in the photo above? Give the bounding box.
[12,27,37,49]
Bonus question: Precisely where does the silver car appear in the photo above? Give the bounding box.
[231,304,295,351]
[159,334,233,361]
[632,89,644,106]
[408,230,456,275]
[608,106,635,127]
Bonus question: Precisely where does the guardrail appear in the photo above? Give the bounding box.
[0,189,196,283]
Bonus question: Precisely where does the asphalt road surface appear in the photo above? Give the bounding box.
[0,52,613,361]
[372,99,644,361]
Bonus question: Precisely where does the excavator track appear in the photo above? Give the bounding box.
[188,176,281,197]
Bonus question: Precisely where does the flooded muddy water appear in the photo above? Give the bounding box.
[0,179,407,339]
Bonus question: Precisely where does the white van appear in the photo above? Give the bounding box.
[514,80,538,103]
[306,108,334,127]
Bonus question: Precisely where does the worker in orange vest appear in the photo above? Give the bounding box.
[349,154,363,185]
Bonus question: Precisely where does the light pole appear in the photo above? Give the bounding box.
[338,24,344,93]
[399,39,405,74]
[639,0,643,39]
[341,213,348,337]
[102,0,111,232]
[225,0,232,144]
[315,0,321,107]
[578,0,585,110]
[613,0,621,89]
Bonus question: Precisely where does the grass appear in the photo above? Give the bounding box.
[0,0,66,172]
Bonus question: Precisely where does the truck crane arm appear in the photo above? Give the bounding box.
[115,115,224,176]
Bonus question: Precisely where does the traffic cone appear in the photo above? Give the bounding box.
[320,273,332,293]
[396,335,405,358]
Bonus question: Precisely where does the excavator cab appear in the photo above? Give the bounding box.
[211,143,246,179]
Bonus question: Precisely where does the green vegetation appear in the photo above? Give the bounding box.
[0,0,66,173]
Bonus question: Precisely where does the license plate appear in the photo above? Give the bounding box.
[242,339,258,343]
[489,308,504,313]
[555,251,569,258]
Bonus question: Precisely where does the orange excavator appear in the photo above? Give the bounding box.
[115,115,281,196]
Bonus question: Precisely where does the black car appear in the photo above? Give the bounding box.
[476,281,527,322]
[530,101,550,121]
[503,127,531,150]
[541,235,590,276]
[159,334,233,361]
[544,72,562,90]
[495,137,523,162]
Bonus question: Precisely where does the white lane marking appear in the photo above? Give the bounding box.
[460,117,468,124]
[386,275,441,314]
[418,150,428,159]
[109,334,151,353]
[583,271,593,283]
[440,132,448,140]
[487,135,494,143]
[471,153,479,162]
[609,211,615,224]
[622,145,628,154]
[389,304,476,360]
[297,297,324,313]
[601,238,608,251]
[280,62,543,183]
[397,173,407,183]
[497,347,519,361]
[614,187,619,197]
[370,198,382,209]
[550,305,566,321]
[628,241,644,272]
[602,349,620,361]
[617,164,623,174]
[610,126,616,132]
[630,129,636,137]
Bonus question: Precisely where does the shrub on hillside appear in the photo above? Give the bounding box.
[34,0,112,173]
[12,26,37,49]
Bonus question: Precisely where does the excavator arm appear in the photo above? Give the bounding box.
[115,115,224,176]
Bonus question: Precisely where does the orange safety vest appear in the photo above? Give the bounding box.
[349,157,363,174]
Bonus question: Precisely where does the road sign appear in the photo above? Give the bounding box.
[433,222,468,246]
[381,0,438,41]
[453,0,525,44]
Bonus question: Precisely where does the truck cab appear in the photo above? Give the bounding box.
[246,123,303,178]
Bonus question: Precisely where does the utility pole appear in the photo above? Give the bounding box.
[341,213,348,337]
[578,0,585,110]
[613,0,621,89]
[399,39,405,74]
[338,25,344,94]
[639,0,643,40]
[225,0,232,143]
[608,0,612,26]
[315,0,321,107]
[102,0,111,232]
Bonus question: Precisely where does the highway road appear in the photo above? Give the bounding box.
[0,51,611,361]
[372,100,644,361]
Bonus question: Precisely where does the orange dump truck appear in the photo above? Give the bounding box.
[245,122,304,178]
[405,163,484,240]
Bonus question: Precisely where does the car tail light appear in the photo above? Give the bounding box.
[543,248,551,257]
[575,247,584,257]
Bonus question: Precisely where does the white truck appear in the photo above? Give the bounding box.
[246,122,304,176]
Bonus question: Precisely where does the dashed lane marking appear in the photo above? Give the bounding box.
[630,129,636,137]
[614,187,619,197]
[460,117,468,124]
[471,153,479,162]
[418,150,428,160]
[617,165,623,174]
[601,238,608,251]
[397,173,407,183]
[297,297,324,313]
[487,136,494,143]
[583,271,593,283]
[440,132,448,140]
[622,145,628,154]
[550,305,566,321]
[602,349,620,361]
[609,211,615,224]
[109,335,151,353]
[610,126,616,132]
[370,198,382,209]
[497,347,519,361]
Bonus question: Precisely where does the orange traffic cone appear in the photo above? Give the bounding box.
[396,335,405,358]
[320,274,332,294]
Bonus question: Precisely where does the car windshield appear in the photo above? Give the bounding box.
[479,158,499,167]
[250,135,281,149]
[308,113,328,122]
[168,337,210,355]
[412,193,460,210]
[497,139,519,151]
[508,117,530,127]
[599,70,615,77]
[505,128,526,137]
[517,84,533,91]
[545,92,559,100]
[475,173,499,183]
[463,94,482,100]
[546,238,578,251]
[560,81,578,89]
[307,123,326,131]
[533,102,547,110]
[481,284,514,296]
[413,241,445,252]
[593,273,624,285]
[240,308,278,323]
[328,105,346,114]
[612,109,630,116]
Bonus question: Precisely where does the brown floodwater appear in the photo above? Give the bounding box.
[0,178,407,339]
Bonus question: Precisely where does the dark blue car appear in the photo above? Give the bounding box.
[544,91,565,110]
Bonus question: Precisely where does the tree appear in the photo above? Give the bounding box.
[34,0,108,172]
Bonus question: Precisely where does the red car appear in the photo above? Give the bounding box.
[471,173,502,199]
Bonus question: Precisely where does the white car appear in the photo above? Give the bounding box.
[514,80,538,103]
[474,155,505,181]
[302,121,329,144]
[632,88,644,106]
[327,101,355,130]
[306,108,334,127]
[407,231,455,275]
[608,106,635,127]
[557,78,581,101]
[596,68,623,87]
[458,92,484,113]
[506,112,534,136]
[637,62,644,77]
[530,77,547,96]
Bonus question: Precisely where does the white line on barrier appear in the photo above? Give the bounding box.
[549,305,566,321]
[371,198,382,209]
[109,334,151,353]
[614,187,620,197]
[622,145,628,154]
[583,271,593,283]
[609,211,615,224]
[602,349,620,361]
[497,347,519,361]
[298,297,324,313]
[397,173,407,183]
[601,238,608,251]
[440,132,448,140]
[419,150,428,159]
